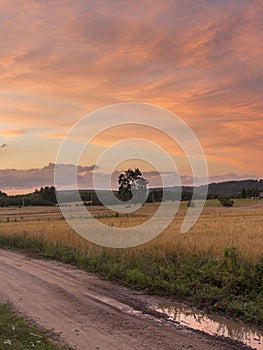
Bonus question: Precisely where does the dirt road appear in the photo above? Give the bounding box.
[0,249,248,350]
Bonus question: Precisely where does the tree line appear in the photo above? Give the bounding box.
[0,171,262,207]
[0,186,57,207]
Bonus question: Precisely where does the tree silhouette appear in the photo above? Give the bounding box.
[118,168,148,205]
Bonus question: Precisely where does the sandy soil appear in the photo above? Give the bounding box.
[0,249,250,350]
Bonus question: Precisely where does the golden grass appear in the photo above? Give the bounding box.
[1,200,263,261]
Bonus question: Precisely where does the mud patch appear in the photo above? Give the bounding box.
[152,302,263,350]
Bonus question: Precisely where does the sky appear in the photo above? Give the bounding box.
[0,0,262,193]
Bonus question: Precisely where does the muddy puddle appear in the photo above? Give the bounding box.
[153,302,263,349]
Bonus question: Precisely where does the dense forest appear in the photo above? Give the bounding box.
[205,179,263,197]
[0,186,57,207]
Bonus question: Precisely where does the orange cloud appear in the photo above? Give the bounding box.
[0,0,262,179]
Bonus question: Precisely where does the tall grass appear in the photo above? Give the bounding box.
[1,206,263,260]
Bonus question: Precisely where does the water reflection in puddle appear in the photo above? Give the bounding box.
[153,303,263,349]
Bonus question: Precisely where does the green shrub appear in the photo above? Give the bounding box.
[218,196,234,207]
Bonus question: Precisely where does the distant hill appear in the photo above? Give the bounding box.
[162,179,263,199]
[206,179,263,196]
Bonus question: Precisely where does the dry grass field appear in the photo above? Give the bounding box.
[1,199,263,261]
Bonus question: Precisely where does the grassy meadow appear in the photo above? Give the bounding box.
[0,199,263,326]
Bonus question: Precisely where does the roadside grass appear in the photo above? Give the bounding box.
[0,232,262,328]
[0,303,66,350]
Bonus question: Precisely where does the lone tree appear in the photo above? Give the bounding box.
[118,168,148,205]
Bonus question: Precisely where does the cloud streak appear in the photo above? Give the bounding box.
[0,163,258,194]
[0,163,96,191]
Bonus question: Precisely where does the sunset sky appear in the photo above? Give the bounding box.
[0,0,262,193]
